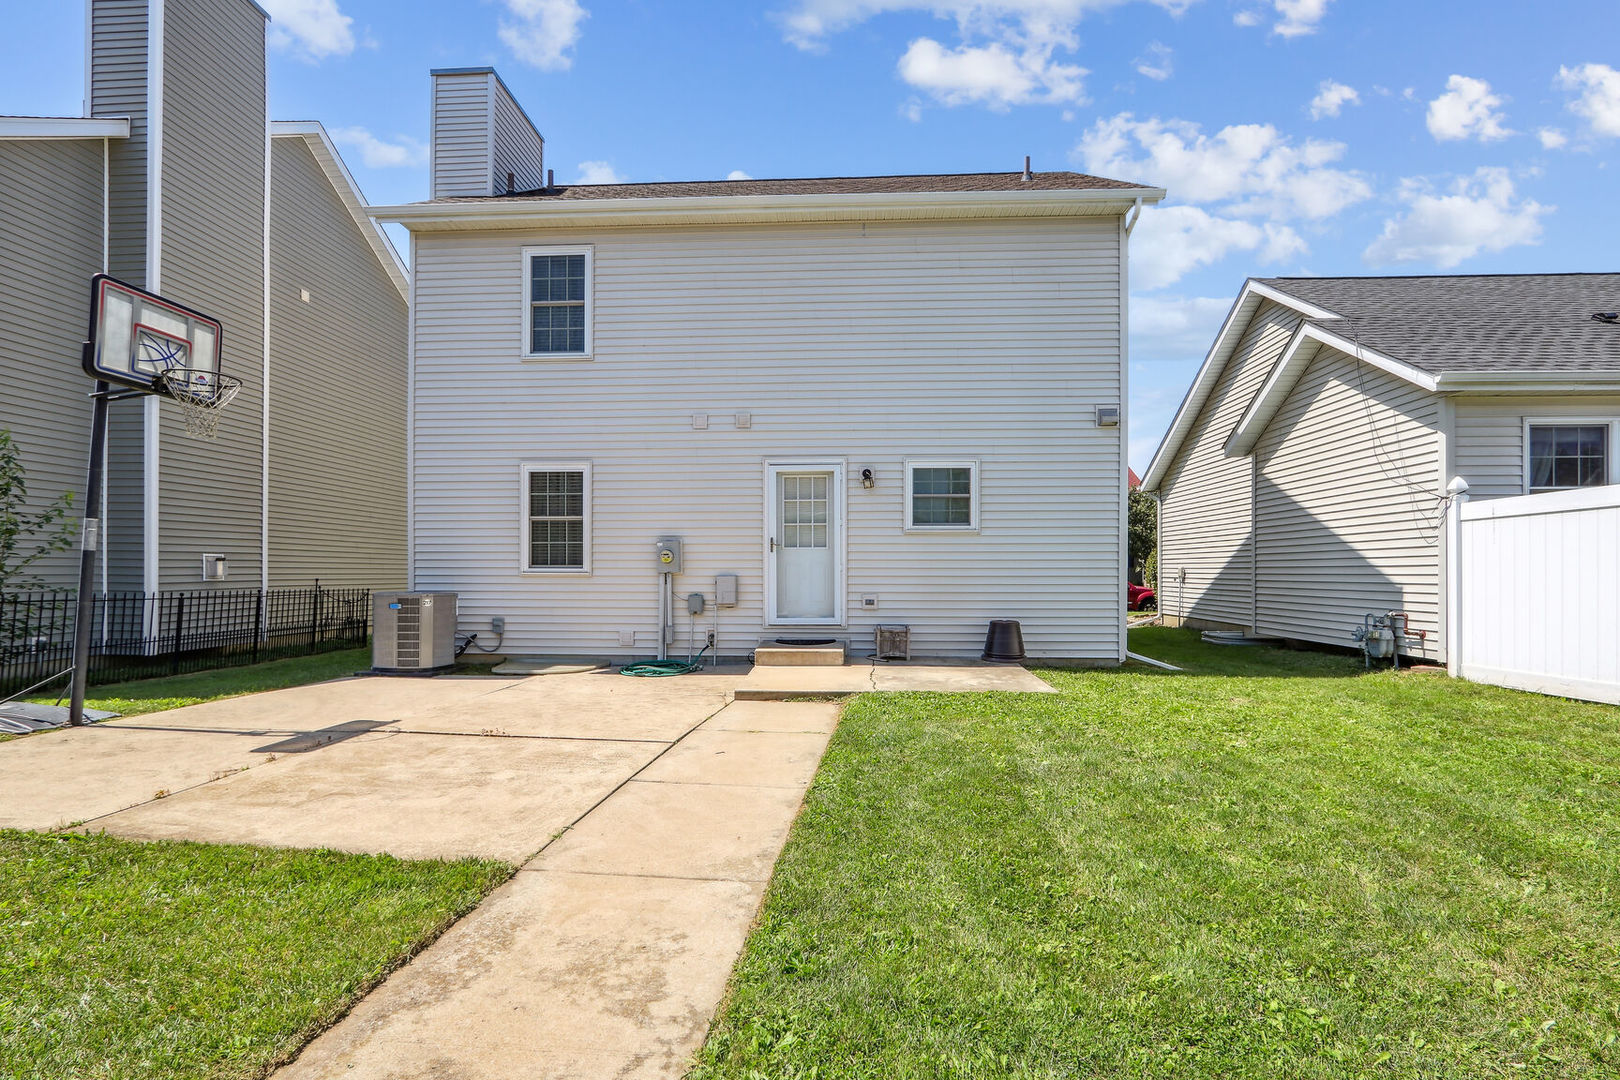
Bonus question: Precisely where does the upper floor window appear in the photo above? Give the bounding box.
[1527,422,1613,493]
[523,246,592,358]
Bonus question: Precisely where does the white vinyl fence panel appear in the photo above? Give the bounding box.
[1449,485,1620,704]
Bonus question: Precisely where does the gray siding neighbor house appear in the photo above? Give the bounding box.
[0,0,408,595]
[375,68,1162,662]
[1142,273,1620,663]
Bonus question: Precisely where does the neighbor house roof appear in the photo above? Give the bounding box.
[1142,273,1620,493]
[1259,273,1620,375]
[0,115,130,139]
[430,171,1157,204]
[373,171,1164,231]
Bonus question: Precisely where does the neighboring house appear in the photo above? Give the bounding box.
[0,0,408,595]
[1141,273,1620,662]
[373,68,1162,661]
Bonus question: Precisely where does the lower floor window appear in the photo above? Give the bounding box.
[522,464,590,571]
[905,459,979,530]
[1528,424,1610,492]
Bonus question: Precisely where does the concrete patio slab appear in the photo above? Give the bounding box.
[109,675,516,734]
[0,724,277,830]
[700,700,839,733]
[80,731,661,862]
[637,728,831,789]
[274,869,763,1080]
[536,778,810,883]
[734,658,1056,699]
[392,676,740,742]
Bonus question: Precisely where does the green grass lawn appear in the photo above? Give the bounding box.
[22,646,374,718]
[694,628,1620,1079]
[0,830,509,1080]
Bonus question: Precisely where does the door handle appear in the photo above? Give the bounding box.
[769,536,777,552]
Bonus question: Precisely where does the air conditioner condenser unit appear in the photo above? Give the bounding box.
[373,592,458,674]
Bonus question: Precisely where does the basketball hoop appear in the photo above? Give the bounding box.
[158,367,243,439]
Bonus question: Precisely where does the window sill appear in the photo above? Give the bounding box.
[520,568,592,576]
[903,526,981,534]
[521,353,593,362]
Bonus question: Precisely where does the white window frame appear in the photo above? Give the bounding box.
[520,245,594,360]
[518,461,592,574]
[903,459,981,532]
[1522,417,1619,495]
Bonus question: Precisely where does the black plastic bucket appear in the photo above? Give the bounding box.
[982,619,1026,663]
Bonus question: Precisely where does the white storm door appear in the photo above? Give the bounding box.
[767,465,844,624]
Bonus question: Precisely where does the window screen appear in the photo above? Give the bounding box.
[910,466,974,526]
[1529,425,1608,492]
[529,253,587,354]
[528,470,585,568]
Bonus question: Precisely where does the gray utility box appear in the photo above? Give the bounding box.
[373,592,458,672]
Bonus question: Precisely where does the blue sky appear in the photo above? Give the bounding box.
[5,1,1617,468]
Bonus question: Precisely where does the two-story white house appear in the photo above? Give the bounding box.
[373,68,1162,663]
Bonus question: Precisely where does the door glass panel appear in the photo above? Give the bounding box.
[781,474,829,548]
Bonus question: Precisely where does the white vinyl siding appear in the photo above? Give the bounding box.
[1252,346,1443,660]
[905,460,979,530]
[430,72,491,199]
[411,217,1125,659]
[1452,396,1620,498]
[1156,300,1302,629]
[491,79,544,194]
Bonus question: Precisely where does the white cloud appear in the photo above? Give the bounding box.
[897,36,1085,107]
[500,0,588,71]
[1272,0,1330,36]
[574,160,625,184]
[1539,127,1568,150]
[1075,113,1372,220]
[1309,80,1359,120]
[1364,167,1551,268]
[329,126,427,168]
[1557,63,1620,138]
[1134,41,1172,81]
[1426,75,1512,142]
[1233,0,1330,37]
[778,1,1195,109]
[1131,205,1305,290]
[262,0,355,60]
[726,170,753,180]
[1129,294,1236,358]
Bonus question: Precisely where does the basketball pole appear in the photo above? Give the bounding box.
[68,364,112,728]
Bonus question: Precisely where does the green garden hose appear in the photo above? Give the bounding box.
[619,645,711,677]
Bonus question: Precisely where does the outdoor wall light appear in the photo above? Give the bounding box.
[861,468,876,489]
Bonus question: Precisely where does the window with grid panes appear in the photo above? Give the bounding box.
[527,470,586,568]
[1528,425,1610,492]
[908,464,976,528]
[528,251,587,355]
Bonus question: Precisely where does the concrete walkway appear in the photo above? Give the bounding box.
[274,698,839,1080]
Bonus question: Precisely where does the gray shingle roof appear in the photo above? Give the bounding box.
[430,170,1155,203]
[1259,274,1620,375]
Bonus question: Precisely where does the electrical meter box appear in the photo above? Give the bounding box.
[654,537,683,574]
[715,572,738,607]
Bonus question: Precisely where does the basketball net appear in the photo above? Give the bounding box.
[158,367,244,439]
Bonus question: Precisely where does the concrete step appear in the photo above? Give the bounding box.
[753,644,845,667]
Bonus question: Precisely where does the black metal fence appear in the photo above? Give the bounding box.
[0,586,371,698]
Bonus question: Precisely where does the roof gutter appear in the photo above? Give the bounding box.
[370,186,1167,231]
[0,116,130,139]
[1434,371,1620,393]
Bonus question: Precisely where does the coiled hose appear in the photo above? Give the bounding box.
[619,644,711,677]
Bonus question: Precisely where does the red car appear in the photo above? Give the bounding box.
[1127,583,1156,611]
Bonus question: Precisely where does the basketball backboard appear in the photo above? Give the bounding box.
[85,274,221,393]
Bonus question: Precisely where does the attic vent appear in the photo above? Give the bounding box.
[1594,312,1619,325]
